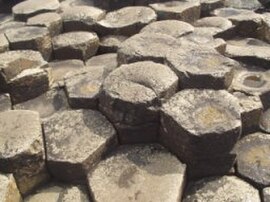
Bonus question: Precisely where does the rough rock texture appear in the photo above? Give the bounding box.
[0,94,11,112]
[96,6,157,36]
[149,0,201,23]
[60,0,94,11]
[43,109,118,182]
[201,0,225,17]
[100,61,178,143]
[98,35,127,53]
[5,26,52,60]
[61,6,105,32]
[118,33,181,64]
[88,144,186,202]
[12,0,60,21]
[0,110,49,195]
[27,12,63,37]
[224,0,261,10]
[0,21,25,34]
[263,187,270,202]
[0,34,8,53]
[260,108,270,133]
[53,31,99,61]
[0,173,22,202]
[160,89,241,178]
[183,176,261,202]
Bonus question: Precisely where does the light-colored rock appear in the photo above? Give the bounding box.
[0,34,8,53]
[263,187,270,202]
[260,108,270,133]
[0,94,11,112]
[99,35,127,53]
[0,173,22,202]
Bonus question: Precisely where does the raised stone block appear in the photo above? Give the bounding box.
[98,35,127,54]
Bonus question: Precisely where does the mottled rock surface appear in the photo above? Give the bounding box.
[0,94,11,112]
[260,108,270,133]
[98,35,127,53]
[0,173,22,202]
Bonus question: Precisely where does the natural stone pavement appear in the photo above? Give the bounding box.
[0,0,270,201]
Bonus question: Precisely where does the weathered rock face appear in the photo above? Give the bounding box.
[0,34,8,53]
[263,187,270,202]
[43,109,118,182]
[0,173,22,202]
[224,0,261,10]
[0,94,11,112]
[0,21,25,34]
[160,89,242,178]
[258,0,270,7]
[60,0,94,11]
[98,35,127,53]
[100,61,178,143]
[12,0,60,21]
[260,108,270,133]
[235,132,270,188]
[200,0,225,17]
[52,31,99,61]
[88,144,186,202]
[183,176,261,202]
[96,6,157,36]
[0,110,49,195]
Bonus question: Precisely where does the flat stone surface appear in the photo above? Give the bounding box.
[183,176,261,202]
[5,26,52,60]
[53,31,99,61]
[0,173,22,202]
[0,34,8,53]
[149,0,201,23]
[263,187,270,202]
[118,33,181,64]
[96,6,157,36]
[260,108,270,133]
[225,0,261,9]
[60,0,94,11]
[0,21,25,34]
[88,144,186,202]
[165,48,236,89]
[27,12,63,36]
[140,20,194,38]
[100,61,178,143]
[0,110,49,195]
[12,0,60,21]
[235,132,270,187]
[43,109,117,182]
[61,6,105,32]
[0,94,11,112]
[99,35,127,53]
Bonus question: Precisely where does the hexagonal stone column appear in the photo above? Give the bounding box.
[118,33,181,65]
[166,48,237,89]
[100,61,178,143]
[12,0,60,21]
[5,26,52,60]
[61,6,105,32]
[160,89,242,178]
[0,173,22,202]
[149,0,201,23]
[96,6,157,36]
[27,12,63,37]
[235,132,270,188]
[52,31,99,61]
[99,35,127,54]
[183,176,261,202]
[0,34,8,53]
[88,144,186,202]
[260,108,270,133]
[0,110,49,195]
[43,109,118,182]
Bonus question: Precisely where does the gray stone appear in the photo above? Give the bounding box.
[263,187,270,202]
[14,88,69,120]
[0,173,22,202]
[0,21,25,34]
[160,89,242,177]
[93,0,134,11]
[61,6,105,32]
[99,35,127,54]
[5,26,52,60]
[140,20,194,38]
[58,185,89,202]
[96,6,157,36]
[100,61,178,143]
[201,0,225,17]
[235,132,270,187]
[60,0,94,11]
[0,14,12,25]
[259,13,270,43]
[183,176,261,202]
[0,94,11,112]
[229,70,270,108]
[12,0,60,21]
[149,0,201,23]
[0,110,49,195]
[224,0,261,9]
[233,92,263,134]
[0,34,8,53]
[53,31,99,61]
[260,108,270,133]
[165,48,236,89]
[27,12,63,37]
[88,144,186,202]
[43,109,117,182]
[118,33,181,65]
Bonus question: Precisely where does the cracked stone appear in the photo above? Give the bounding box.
[96,6,157,36]
[53,31,99,61]
[98,35,127,54]
[165,47,237,89]
[183,176,261,202]
[263,187,270,202]
[5,26,52,61]
[0,110,49,195]
[27,12,63,37]
[260,108,270,133]
[140,20,194,38]
[61,6,105,32]
[43,109,118,182]
[0,34,8,53]
[0,173,22,202]
[118,33,181,65]
[235,132,270,187]
[12,0,60,21]
[200,0,225,17]
[0,94,11,112]
[88,144,186,202]
[149,0,201,23]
